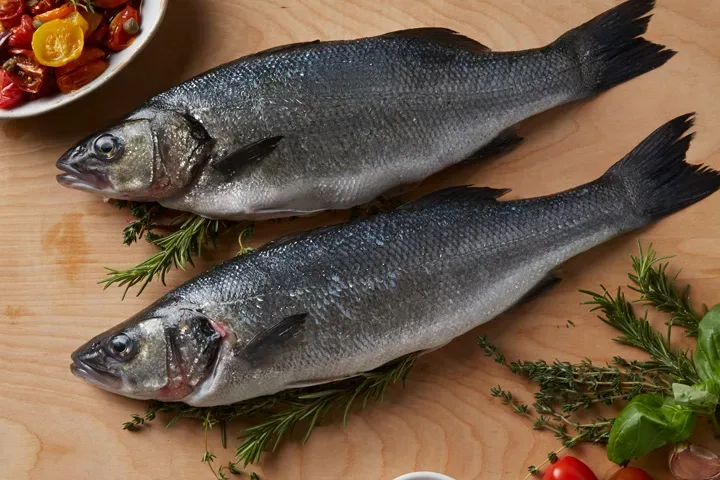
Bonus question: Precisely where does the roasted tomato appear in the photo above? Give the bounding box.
[81,10,103,36]
[3,50,47,93]
[94,0,129,7]
[55,46,104,77]
[32,18,84,67]
[0,0,24,28]
[8,14,34,49]
[33,2,74,23]
[0,68,24,108]
[56,58,107,93]
[30,0,61,16]
[86,20,108,45]
[543,457,599,480]
[105,5,139,51]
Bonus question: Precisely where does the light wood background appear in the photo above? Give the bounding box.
[2,1,720,479]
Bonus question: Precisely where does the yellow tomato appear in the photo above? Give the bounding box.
[32,19,85,68]
[66,11,89,34]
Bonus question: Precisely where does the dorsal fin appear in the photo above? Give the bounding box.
[252,40,322,57]
[382,28,491,53]
[401,186,510,210]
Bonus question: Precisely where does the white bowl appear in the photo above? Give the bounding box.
[393,473,456,480]
[0,0,168,119]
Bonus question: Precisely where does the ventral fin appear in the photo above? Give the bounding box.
[401,185,510,210]
[465,128,524,162]
[285,374,358,389]
[516,273,562,307]
[211,136,284,177]
[243,313,308,367]
[383,28,491,53]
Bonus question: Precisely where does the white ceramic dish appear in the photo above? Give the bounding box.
[393,473,456,480]
[0,0,168,119]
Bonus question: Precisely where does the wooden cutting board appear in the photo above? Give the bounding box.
[2,1,719,479]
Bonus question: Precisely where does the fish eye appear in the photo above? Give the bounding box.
[106,334,135,361]
[93,134,123,160]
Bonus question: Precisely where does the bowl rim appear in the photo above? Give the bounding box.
[0,0,169,120]
[393,472,456,480]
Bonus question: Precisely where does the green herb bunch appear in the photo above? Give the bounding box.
[124,353,419,479]
[482,243,719,474]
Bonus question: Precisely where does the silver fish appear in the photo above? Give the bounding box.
[71,115,719,406]
[57,0,673,220]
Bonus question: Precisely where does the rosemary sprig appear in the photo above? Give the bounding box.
[101,215,225,298]
[114,201,167,246]
[628,242,705,337]
[126,353,418,471]
[581,286,699,384]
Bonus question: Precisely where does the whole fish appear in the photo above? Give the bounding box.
[71,115,719,406]
[57,0,673,220]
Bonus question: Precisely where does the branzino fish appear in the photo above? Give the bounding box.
[70,115,720,406]
[57,0,673,220]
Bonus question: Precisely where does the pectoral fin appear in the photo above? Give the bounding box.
[243,313,308,367]
[211,136,284,177]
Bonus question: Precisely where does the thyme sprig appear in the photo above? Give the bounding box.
[126,353,419,475]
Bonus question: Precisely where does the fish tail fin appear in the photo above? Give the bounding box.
[555,0,675,96]
[602,113,720,225]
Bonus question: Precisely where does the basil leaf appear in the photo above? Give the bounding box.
[607,394,696,464]
[695,305,720,391]
[672,383,719,411]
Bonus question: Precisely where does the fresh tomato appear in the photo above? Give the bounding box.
[543,457,598,480]
[56,58,107,93]
[0,0,24,28]
[105,5,139,51]
[0,68,24,108]
[86,20,108,45]
[609,467,653,480]
[3,50,48,93]
[94,0,129,7]
[31,19,84,67]
[8,14,34,48]
[33,3,75,23]
[56,46,104,77]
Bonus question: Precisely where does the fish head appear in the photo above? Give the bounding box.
[70,305,223,401]
[56,110,212,201]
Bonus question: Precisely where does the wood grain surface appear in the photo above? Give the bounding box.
[2,1,720,479]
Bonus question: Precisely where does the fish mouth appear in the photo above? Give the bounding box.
[56,155,112,195]
[70,356,122,391]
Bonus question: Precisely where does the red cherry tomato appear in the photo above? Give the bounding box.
[609,467,653,480]
[543,457,599,480]
[105,5,139,51]
[0,0,24,28]
[0,69,25,109]
[8,14,35,49]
